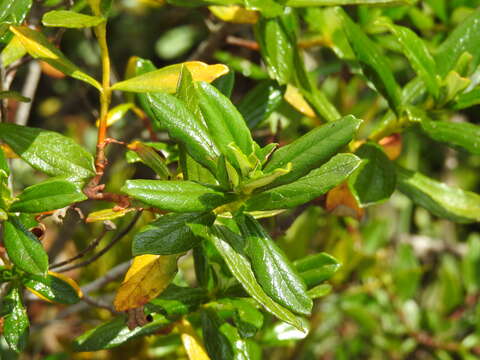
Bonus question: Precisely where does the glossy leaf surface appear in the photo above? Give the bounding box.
[23,272,82,305]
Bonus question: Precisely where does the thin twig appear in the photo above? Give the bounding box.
[56,212,141,273]
[49,227,109,269]
[82,294,119,315]
[82,260,131,294]
[189,22,233,61]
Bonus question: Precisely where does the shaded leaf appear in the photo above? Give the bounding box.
[23,272,82,305]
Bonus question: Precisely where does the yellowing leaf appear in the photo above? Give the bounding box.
[114,254,178,311]
[9,26,101,91]
[379,134,402,160]
[86,207,135,223]
[0,144,19,158]
[326,182,364,220]
[111,61,229,93]
[97,103,135,127]
[24,271,83,304]
[177,318,211,360]
[284,84,316,118]
[1,35,27,67]
[209,5,259,24]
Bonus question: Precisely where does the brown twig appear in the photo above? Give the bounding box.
[56,212,141,273]
[226,36,259,51]
[82,294,119,315]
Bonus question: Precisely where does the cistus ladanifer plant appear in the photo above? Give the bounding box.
[1,0,480,358]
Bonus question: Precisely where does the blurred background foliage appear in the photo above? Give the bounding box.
[2,0,480,359]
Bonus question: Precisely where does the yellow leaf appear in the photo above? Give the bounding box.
[111,61,229,93]
[177,318,211,360]
[209,5,259,24]
[0,144,19,158]
[9,26,101,91]
[1,35,27,67]
[86,207,135,223]
[114,254,178,311]
[284,84,316,118]
[326,182,364,220]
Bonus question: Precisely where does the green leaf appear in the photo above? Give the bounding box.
[0,0,32,42]
[202,309,260,360]
[454,87,480,109]
[127,141,171,179]
[419,119,480,155]
[145,284,209,316]
[73,314,171,351]
[42,10,104,28]
[247,154,362,211]
[122,180,234,212]
[244,0,284,18]
[0,123,95,182]
[462,234,480,294]
[1,35,27,67]
[392,244,421,301]
[9,26,101,90]
[338,9,401,111]
[287,0,411,4]
[236,215,312,315]
[307,284,332,299]
[264,115,362,187]
[3,285,29,353]
[386,24,440,99]
[10,178,87,213]
[3,217,48,275]
[212,68,235,98]
[435,8,480,76]
[216,298,264,338]
[255,14,295,85]
[0,90,29,102]
[132,212,215,256]
[294,253,341,287]
[237,80,284,129]
[195,81,255,158]
[22,272,81,305]
[396,166,480,223]
[0,146,9,177]
[348,142,396,206]
[145,92,219,173]
[205,225,305,331]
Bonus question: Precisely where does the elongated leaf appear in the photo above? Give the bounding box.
[206,225,305,331]
[145,92,219,173]
[9,26,101,90]
[294,253,341,287]
[237,215,312,315]
[1,35,27,67]
[177,318,211,360]
[23,272,82,305]
[215,298,264,338]
[420,119,480,155]
[338,9,401,111]
[122,180,234,212]
[133,212,215,255]
[247,153,362,210]
[348,142,396,206]
[195,81,254,158]
[264,116,362,187]
[114,254,178,311]
[238,80,284,129]
[396,166,480,223]
[145,284,209,316]
[435,8,480,76]
[42,10,104,28]
[0,90,29,102]
[454,87,480,110]
[73,314,171,351]
[0,123,95,181]
[112,62,228,93]
[10,178,87,213]
[386,24,439,99]
[3,217,48,275]
[286,0,411,5]
[3,285,29,353]
[245,0,284,18]
[209,5,258,24]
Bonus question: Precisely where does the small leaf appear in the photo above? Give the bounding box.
[114,254,178,311]
[0,123,95,182]
[396,166,480,223]
[73,314,171,351]
[23,271,82,305]
[10,178,87,213]
[0,90,29,102]
[237,215,312,315]
[3,285,29,353]
[284,84,316,118]
[177,318,211,360]
[42,10,104,28]
[3,217,48,275]
[325,182,364,219]
[103,103,134,127]
[209,5,258,24]
[348,142,396,206]
[86,207,135,223]
[10,26,101,90]
[264,115,362,187]
[245,0,284,19]
[145,284,208,316]
[111,61,229,93]
[204,225,305,331]
[122,180,234,212]
[127,141,171,179]
[133,212,215,256]
[287,0,411,4]
[294,253,341,287]
[247,154,362,211]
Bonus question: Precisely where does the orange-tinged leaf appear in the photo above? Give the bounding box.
[379,133,402,160]
[40,61,66,79]
[209,5,259,24]
[0,144,19,158]
[284,84,316,118]
[114,254,178,311]
[86,207,135,223]
[9,26,101,90]
[111,61,229,93]
[177,318,211,360]
[326,182,364,220]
